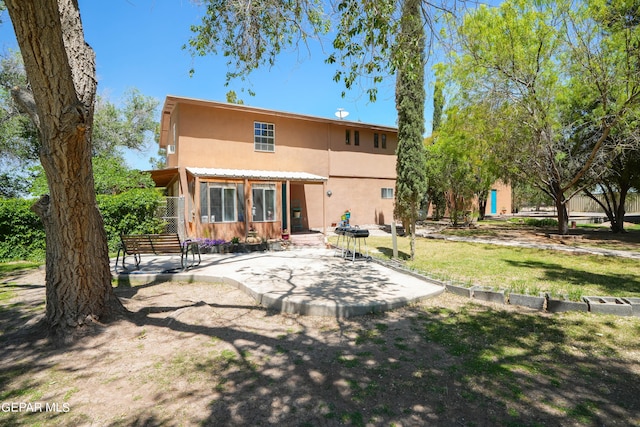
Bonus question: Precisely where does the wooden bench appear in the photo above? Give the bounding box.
[116,233,201,271]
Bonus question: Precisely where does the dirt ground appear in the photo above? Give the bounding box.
[2,258,639,427]
[3,223,640,426]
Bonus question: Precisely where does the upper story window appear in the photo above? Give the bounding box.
[254,121,275,152]
[345,129,351,145]
[374,133,379,148]
[354,131,360,146]
[382,134,387,149]
[381,188,394,199]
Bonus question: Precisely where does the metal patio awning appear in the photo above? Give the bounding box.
[186,167,327,183]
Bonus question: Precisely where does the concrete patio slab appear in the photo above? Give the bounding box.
[112,248,444,318]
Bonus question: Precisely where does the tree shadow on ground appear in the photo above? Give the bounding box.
[112,295,640,426]
[1,277,639,426]
[376,246,411,260]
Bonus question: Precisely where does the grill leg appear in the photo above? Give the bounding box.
[334,233,344,257]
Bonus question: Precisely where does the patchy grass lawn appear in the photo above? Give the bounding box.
[0,269,639,426]
[333,234,640,300]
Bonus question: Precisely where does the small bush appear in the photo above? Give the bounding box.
[511,217,558,227]
[0,198,45,261]
[97,189,165,251]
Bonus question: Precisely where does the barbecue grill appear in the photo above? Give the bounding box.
[334,226,370,261]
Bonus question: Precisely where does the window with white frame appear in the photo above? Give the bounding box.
[200,182,244,223]
[252,183,276,222]
[254,121,275,152]
[381,188,394,199]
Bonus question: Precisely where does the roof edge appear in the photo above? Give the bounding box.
[162,95,398,132]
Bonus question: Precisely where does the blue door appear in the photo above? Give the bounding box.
[490,189,497,215]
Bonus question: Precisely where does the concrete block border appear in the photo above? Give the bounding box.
[545,296,589,313]
[621,297,640,317]
[508,293,546,311]
[445,282,474,298]
[471,286,506,304]
[583,296,633,316]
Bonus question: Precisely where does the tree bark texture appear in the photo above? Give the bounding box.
[550,181,569,235]
[6,0,120,336]
[585,185,629,233]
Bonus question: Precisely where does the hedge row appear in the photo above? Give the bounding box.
[0,198,46,261]
[0,189,165,261]
[510,217,559,227]
[97,189,165,251]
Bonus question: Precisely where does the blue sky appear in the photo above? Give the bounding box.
[0,1,437,170]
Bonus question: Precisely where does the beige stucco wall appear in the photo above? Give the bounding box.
[163,101,398,181]
[486,180,512,215]
[158,98,400,237]
[296,178,396,230]
[326,177,396,227]
[157,97,512,238]
[170,104,330,175]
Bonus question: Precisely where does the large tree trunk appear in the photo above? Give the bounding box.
[550,181,569,235]
[6,0,122,339]
[613,189,628,233]
[584,186,628,233]
[477,189,488,221]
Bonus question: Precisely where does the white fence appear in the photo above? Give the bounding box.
[568,192,640,214]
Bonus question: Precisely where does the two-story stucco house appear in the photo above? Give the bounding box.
[150,96,399,241]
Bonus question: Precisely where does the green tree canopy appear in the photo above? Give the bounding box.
[92,88,159,156]
[444,0,640,234]
[0,50,160,197]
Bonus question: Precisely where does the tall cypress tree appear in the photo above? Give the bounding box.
[394,0,428,260]
[432,77,444,133]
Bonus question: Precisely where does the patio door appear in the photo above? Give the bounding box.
[281,183,287,230]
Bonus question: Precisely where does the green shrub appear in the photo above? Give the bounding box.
[0,189,165,260]
[510,217,558,227]
[0,198,45,261]
[97,189,165,251]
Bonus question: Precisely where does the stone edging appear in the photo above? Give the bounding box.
[369,257,639,318]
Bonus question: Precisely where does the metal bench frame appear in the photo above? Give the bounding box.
[116,233,201,271]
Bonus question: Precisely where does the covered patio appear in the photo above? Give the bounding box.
[150,167,328,241]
